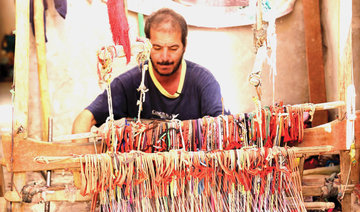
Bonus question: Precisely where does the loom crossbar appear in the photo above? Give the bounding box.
[2,110,359,172]
[3,189,340,211]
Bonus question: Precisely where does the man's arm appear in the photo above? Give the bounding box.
[71,109,97,143]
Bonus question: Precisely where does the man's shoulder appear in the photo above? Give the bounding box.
[185,60,206,70]
[185,60,215,79]
[112,66,142,82]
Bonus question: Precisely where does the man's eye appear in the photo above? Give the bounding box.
[153,46,161,50]
[169,47,178,51]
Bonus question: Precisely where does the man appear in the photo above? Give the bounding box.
[72,8,226,138]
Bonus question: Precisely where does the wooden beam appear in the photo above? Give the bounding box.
[1,134,101,172]
[340,150,358,212]
[0,166,4,197]
[12,173,26,211]
[1,132,332,172]
[2,109,358,173]
[0,198,7,211]
[302,184,354,197]
[303,202,335,210]
[3,188,338,210]
[303,165,340,176]
[297,110,360,151]
[34,0,50,141]
[336,1,358,211]
[302,0,328,126]
[13,0,30,135]
[5,189,91,203]
[12,0,30,211]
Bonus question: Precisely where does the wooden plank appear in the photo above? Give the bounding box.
[1,135,101,172]
[34,0,50,141]
[302,174,330,186]
[336,2,357,211]
[13,0,30,135]
[302,185,322,196]
[303,165,340,176]
[0,167,4,197]
[2,132,332,172]
[297,111,360,151]
[4,190,91,203]
[12,173,25,211]
[302,0,328,126]
[12,0,30,211]
[303,202,335,210]
[2,190,338,210]
[0,197,7,212]
[337,8,354,119]
[302,184,354,197]
[340,150,352,212]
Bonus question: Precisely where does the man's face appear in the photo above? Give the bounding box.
[149,25,185,76]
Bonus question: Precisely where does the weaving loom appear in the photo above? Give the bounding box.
[32,106,316,211]
[1,0,358,212]
[73,111,309,211]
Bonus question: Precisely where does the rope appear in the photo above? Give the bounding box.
[135,38,152,122]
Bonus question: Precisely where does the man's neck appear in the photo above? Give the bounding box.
[153,64,182,95]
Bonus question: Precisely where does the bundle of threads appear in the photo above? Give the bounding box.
[79,103,310,211]
[96,103,306,154]
[80,147,305,211]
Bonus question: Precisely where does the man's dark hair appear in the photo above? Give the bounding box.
[145,8,188,47]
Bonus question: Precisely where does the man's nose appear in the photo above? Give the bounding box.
[160,48,169,60]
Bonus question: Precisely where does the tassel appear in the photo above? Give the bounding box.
[106,0,131,64]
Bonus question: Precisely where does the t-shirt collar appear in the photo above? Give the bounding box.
[148,59,186,99]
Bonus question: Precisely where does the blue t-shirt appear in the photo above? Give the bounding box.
[87,60,225,127]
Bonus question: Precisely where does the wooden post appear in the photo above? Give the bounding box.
[302,0,328,126]
[12,173,26,211]
[0,167,5,197]
[336,2,359,212]
[12,0,30,210]
[34,0,50,141]
[13,0,30,135]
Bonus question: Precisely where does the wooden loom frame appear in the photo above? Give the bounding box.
[1,0,359,211]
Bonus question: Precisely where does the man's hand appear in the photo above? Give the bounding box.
[71,109,97,143]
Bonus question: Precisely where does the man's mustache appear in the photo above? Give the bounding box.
[157,61,174,65]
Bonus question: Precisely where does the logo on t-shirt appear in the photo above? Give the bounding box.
[152,110,178,120]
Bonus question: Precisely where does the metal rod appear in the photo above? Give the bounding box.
[44,117,53,212]
[9,86,14,212]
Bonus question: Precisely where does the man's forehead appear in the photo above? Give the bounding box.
[151,41,180,47]
[149,29,182,47]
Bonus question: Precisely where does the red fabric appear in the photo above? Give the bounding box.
[107,0,131,64]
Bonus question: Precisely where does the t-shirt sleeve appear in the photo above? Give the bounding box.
[86,90,109,127]
[198,70,228,117]
[86,77,127,127]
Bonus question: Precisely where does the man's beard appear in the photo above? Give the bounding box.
[151,55,183,77]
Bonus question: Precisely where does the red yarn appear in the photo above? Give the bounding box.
[107,0,131,64]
